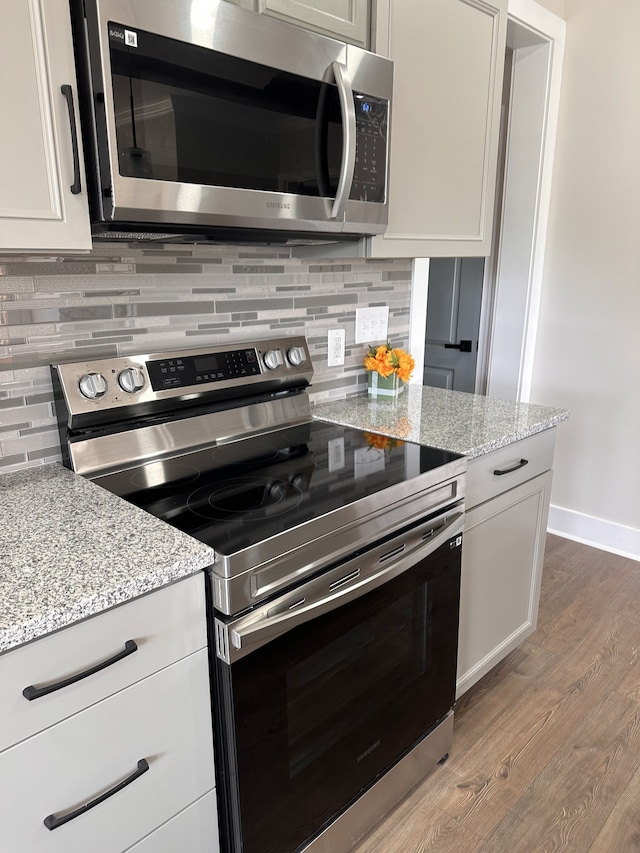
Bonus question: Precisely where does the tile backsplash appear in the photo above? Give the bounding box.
[0,243,412,473]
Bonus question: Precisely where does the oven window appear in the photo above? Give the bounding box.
[286,589,428,779]
[108,23,343,196]
[215,536,460,853]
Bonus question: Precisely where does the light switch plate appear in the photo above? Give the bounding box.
[327,328,346,366]
[355,306,389,344]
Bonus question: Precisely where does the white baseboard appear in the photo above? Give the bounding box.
[548,505,640,562]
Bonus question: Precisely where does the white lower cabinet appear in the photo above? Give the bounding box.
[0,649,215,852]
[0,575,208,753]
[125,790,219,853]
[0,575,218,853]
[457,430,556,697]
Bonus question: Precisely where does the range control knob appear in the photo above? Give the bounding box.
[78,372,108,400]
[263,349,281,370]
[118,367,145,394]
[287,346,307,367]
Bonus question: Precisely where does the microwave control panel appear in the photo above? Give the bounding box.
[350,94,388,204]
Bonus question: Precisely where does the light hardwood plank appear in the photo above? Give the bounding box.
[589,761,640,852]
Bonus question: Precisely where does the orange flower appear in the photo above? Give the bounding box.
[364,432,404,451]
[363,342,414,382]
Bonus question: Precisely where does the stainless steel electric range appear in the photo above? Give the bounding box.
[52,336,466,853]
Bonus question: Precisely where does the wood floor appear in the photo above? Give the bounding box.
[353,534,640,853]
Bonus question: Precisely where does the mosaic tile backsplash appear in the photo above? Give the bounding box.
[0,244,412,473]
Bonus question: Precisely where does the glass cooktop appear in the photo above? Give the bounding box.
[94,419,462,557]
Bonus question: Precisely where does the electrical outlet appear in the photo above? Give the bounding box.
[355,306,389,344]
[327,329,345,367]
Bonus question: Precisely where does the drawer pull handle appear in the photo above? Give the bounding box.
[43,758,149,830]
[493,458,529,476]
[23,639,138,701]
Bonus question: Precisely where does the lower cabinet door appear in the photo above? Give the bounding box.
[124,790,219,853]
[0,649,215,853]
[456,470,552,697]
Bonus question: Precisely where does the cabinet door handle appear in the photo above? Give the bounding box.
[43,758,149,830]
[493,458,529,476]
[22,639,138,701]
[60,84,82,195]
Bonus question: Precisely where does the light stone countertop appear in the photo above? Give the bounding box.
[0,464,215,655]
[313,385,569,459]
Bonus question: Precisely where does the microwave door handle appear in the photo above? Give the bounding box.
[225,511,464,662]
[330,61,356,220]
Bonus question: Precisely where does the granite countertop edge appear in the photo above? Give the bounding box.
[0,464,215,656]
[312,385,570,460]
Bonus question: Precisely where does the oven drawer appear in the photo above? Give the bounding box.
[465,428,556,509]
[0,649,215,853]
[0,573,207,752]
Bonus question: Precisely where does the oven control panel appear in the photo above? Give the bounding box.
[51,336,313,426]
[147,347,261,391]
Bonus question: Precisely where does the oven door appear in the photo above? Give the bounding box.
[78,0,391,236]
[212,508,464,853]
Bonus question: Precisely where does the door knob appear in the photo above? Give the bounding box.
[443,340,472,352]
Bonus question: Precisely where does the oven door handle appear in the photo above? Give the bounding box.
[220,510,464,664]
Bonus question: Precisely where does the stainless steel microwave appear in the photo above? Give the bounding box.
[70,0,393,244]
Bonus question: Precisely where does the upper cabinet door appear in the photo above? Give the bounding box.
[0,0,91,252]
[369,0,507,258]
[257,0,370,48]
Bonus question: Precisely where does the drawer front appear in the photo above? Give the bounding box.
[0,649,215,853]
[466,428,556,509]
[125,789,219,853]
[0,573,207,752]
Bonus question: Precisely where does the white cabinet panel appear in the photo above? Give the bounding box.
[0,0,91,251]
[457,469,552,696]
[0,649,215,853]
[465,428,556,508]
[224,0,370,46]
[258,0,370,48]
[369,0,507,258]
[0,574,207,752]
[125,790,219,853]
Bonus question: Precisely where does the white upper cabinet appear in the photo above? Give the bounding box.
[225,0,370,47]
[369,0,508,258]
[0,0,91,252]
[259,0,370,48]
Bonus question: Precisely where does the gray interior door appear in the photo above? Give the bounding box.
[423,257,484,392]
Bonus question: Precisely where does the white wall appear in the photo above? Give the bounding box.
[530,0,640,558]
[533,0,565,17]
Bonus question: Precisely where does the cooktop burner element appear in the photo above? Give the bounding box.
[186,475,304,520]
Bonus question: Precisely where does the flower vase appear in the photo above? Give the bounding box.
[367,371,403,399]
